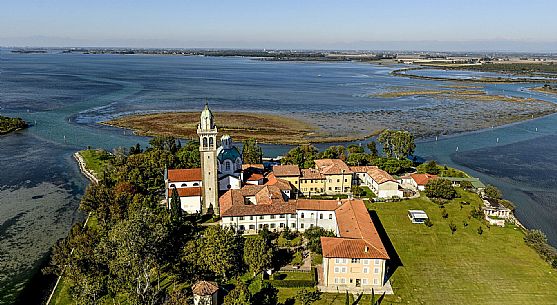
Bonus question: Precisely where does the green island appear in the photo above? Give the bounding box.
[102,112,375,145]
[47,132,557,305]
[0,115,28,135]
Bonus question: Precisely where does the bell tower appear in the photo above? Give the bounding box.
[197,103,219,215]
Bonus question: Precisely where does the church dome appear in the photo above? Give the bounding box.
[217,145,241,163]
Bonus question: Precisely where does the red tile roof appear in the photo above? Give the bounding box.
[273,164,301,177]
[265,173,293,191]
[246,172,265,181]
[301,168,325,180]
[411,173,438,186]
[192,281,218,296]
[168,187,202,197]
[295,199,343,211]
[242,163,264,170]
[321,199,389,259]
[314,159,353,175]
[168,168,202,182]
[219,185,296,217]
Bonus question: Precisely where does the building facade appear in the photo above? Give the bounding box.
[198,103,220,214]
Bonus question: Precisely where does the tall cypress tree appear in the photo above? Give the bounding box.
[170,186,182,221]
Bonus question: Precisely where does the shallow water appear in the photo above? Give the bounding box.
[1,50,557,303]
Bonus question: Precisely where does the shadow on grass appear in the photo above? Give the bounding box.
[369,210,403,280]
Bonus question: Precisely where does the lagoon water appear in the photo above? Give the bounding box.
[1,50,557,303]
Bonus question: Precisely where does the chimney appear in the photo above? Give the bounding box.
[364,246,369,253]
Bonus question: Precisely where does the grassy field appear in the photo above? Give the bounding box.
[369,189,557,305]
[78,149,113,178]
[102,111,374,145]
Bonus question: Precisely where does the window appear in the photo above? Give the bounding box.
[258,224,263,229]
[351,258,361,264]
[363,267,369,274]
[341,267,347,273]
[225,161,231,171]
[341,278,346,284]
[170,184,175,188]
[328,187,332,190]
[239,216,244,220]
[209,137,214,148]
[259,216,264,220]
[300,223,304,229]
[373,279,378,285]
[374,259,381,266]
[193,182,199,186]
[362,279,368,285]
[311,213,314,218]
[337,179,340,182]
[249,225,255,230]
[280,214,285,218]
[291,214,296,218]
[230,217,234,221]
[334,278,339,284]
[300,213,305,219]
[334,267,340,273]
[280,223,285,228]
[250,216,254,220]
[309,224,314,228]
[203,137,208,148]
[374,268,380,274]
[345,179,348,182]
[329,214,333,220]
[181,183,187,187]
[363,259,370,265]
[239,225,245,231]
[291,223,296,228]
[319,214,323,219]
[270,223,276,229]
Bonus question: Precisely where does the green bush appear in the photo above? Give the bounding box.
[290,251,303,266]
[425,179,457,200]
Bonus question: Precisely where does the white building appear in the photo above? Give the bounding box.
[165,168,203,214]
[350,166,403,198]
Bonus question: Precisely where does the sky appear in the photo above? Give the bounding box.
[1,0,557,52]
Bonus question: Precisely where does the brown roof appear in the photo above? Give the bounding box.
[411,173,438,186]
[219,185,296,217]
[168,187,202,197]
[273,164,301,177]
[295,199,343,211]
[168,168,202,182]
[242,163,264,170]
[246,172,265,181]
[265,173,293,191]
[314,159,353,175]
[350,166,395,184]
[192,281,218,296]
[301,168,325,180]
[321,199,389,259]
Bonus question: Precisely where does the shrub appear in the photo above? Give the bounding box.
[449,222,457,234]
[290,251,303,266]
[425,179,457,200]
[484,184,503,200]
[441,209,449,219]
[470,206,483,220]
[424,218,433,227]
[477,226,483,235]
[463,220,468,227]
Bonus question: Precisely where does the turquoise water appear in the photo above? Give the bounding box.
[1,50,557,303]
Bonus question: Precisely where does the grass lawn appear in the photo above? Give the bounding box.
[79,149,113,178]
[370,189,557,305]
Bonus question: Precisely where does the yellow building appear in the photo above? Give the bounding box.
[314,159,353,195]
[272,164,301,194]
[300,168,326,196]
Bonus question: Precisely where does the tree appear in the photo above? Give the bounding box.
[182,226,243,281]
[242,138,263,164]
[244,235,274,276]
[425,179,456,200]
[252,281,278,305]
[347,144,365,154]
[149,136,179,153]
[318,145,346,160]
[449,222,457,234]
[281,145,319,169]
[366,141,378,158]
[176,140,201,168]
[295,288,321,305]
[345,290,350,305]
[371,157,413,175]
[346,153,370,166]
[377,130,415,160]
[223,280,251,305]
[303,227,336,254]
[484,184,503,200]
[170,186,183,221]
[419,160,440,175]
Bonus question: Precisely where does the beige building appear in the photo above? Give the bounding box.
[350,166,403,199]
[198,104,220,214]
[314,159,353,195]
[300,168,326,196]
[321,199,390,293]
